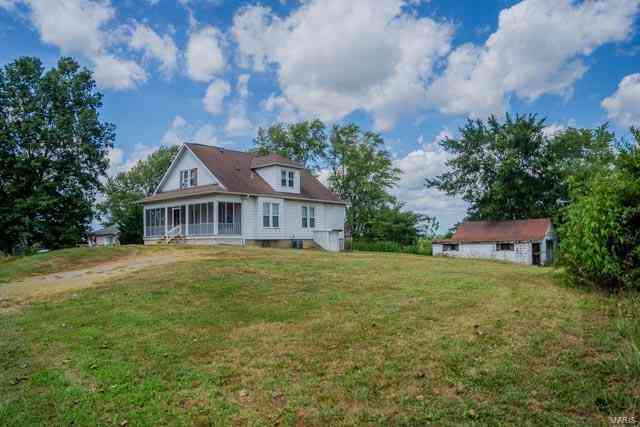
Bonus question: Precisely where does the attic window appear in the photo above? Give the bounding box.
[180,168,197,189]
[281,169,295,188]
[496,242,514,251]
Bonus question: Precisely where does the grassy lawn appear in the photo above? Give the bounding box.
[0,245,164,284]
[1,247,638,426]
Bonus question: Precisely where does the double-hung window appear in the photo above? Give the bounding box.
[263,202,280,228]
[302,206,316,228]
[302,206,308,228]
[180,170,189,188]
[281,169,295,188]
[309,207,315,228]
[180,168,197,188]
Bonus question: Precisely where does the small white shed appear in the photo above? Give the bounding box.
[433,218,555,266]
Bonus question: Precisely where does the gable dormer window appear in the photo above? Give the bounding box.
[180,168,197,189]
[281,168,295,188]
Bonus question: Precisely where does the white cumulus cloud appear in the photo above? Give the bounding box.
[428,0,640,117]
[186,25,226,82]
[392,131,467,230]
[203,79,231,114]
[602,73,640,128]
[5,0,154,90]
[161,115,221,147]
[129,22,179,78]
[232,0,453,131]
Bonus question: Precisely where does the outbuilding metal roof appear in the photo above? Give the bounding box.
[434,218,552,244]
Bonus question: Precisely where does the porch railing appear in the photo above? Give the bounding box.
[218,222,241,235]
[189,223,216,236]
[145,226,165,238]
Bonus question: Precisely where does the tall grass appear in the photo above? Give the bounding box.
[353,239,432,256]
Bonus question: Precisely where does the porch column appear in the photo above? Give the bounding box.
[164,206,168,237]
[214,201,218,235]
[143,206,146,238]
[185,204,189,236]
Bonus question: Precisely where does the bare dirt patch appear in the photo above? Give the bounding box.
[0,250,202,311]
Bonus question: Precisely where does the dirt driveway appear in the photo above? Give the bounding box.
[0,251,199,312]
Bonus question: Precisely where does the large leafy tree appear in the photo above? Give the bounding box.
[427,114,615,221]
[328,124,401,239]
[98,145,178,244]
[559,128,640,290]
[0,57,114,254]
[368,202,439,245]
[253,119,327,171]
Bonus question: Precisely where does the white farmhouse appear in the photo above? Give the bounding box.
[432,218,555,266]
[142,143,346,251]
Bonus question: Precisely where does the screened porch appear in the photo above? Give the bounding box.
[144,201,242,238]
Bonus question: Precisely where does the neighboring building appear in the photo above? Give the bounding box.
[89,225,120,247]
[433,218,555,266]
[142,143,346,251]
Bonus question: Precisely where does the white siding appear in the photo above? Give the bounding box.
[144,194,345,247]
[158,149,219,192]
[254,165,300,194]
[254,196,287,239]
[434,242,532,264]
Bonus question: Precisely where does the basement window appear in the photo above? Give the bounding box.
[496,242,515,251]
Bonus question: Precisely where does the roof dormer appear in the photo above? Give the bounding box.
[251,154,302,194]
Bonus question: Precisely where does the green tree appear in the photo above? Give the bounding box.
[559,128,640,290]
[0,57,114,254]
[368,202,438,245]
[327,124,401,239]
[427,114,615,221]
[253,119,327,171]
[98,145,178,244]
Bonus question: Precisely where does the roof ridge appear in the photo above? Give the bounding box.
[185,142,254,156]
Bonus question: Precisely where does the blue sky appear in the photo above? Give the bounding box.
[1,0,639,229]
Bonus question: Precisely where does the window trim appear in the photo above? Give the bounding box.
[301,206,308,228]
[263,202,280,228]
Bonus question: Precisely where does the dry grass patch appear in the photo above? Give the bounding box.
[0,246,638,426]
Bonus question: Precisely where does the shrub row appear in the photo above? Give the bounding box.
[352,239,432,256]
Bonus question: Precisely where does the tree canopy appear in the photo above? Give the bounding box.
[98,145,178,244]
[253,119,327,172]
[327,124,401,240]
[427,114,615,222]
[559,127,640,290]
[0,57,114,254]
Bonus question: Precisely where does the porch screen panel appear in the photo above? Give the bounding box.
[189,202,215,235]
[219,202,241,235]
[145,207,165,237]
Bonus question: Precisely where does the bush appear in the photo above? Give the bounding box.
[559,139,640,290]
[353,239,432,256]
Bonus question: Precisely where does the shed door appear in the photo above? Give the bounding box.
[532,243,541,266]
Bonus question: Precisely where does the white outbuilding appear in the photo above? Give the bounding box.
[433,218,555,266]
